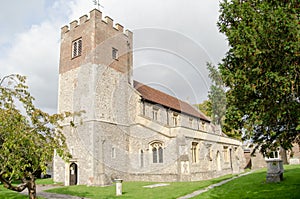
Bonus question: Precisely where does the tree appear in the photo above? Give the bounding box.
[0,74,72,199]
[197,63,241,139]
[196,100,212,117]
[207,63,227,127]
[218,1,300,155]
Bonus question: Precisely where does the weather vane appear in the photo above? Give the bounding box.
[93,0,104,10]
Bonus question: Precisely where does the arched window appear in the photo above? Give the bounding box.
[158,147,163,163]
[152,148,157,163]
[151,142,163,163]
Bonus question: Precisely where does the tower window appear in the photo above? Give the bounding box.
[72,38,82,58]
[112,47,118,60]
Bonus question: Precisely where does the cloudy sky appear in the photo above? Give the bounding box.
[0,0,228,114]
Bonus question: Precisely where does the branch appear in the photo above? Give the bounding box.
[0,74,18,87]
[0,172,28,192]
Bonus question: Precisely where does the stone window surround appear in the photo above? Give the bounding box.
[223,146,229,162]
[172,112,179,126]
[139,101,215,135]
[191,142,199,163]
[140,150,144,167]
[189,118,193,128]
[72,38,82,58]
[152,107,159,121]
[111,147,116,158]
[112,47,118,60]
[201,120,206,131]
[150,141,164,163]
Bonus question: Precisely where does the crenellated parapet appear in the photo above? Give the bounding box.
[60,9,132,37]
[59,9,133,75]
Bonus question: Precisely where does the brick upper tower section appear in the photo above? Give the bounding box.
[59,9,133,74]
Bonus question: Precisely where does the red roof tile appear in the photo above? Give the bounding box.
[134,81,210,122]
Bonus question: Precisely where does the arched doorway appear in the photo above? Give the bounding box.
[69,163,78,185]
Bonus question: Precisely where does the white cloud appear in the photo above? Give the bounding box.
[0,0,47,46]
[0,21,60,113]
[0,0,227,114]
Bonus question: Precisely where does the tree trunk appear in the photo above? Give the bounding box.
[27,178,37,199]
[0,171,37,199]
[280,148,288,164]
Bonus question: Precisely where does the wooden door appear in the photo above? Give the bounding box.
[69,163,78,185]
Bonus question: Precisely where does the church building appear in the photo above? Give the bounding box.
[53,9,245,186]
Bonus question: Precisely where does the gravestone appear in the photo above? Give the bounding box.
[266,159,283,183]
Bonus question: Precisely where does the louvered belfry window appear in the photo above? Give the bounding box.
[72,38,82,58]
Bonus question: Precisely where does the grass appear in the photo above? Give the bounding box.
[46,174,236,199]
[46,165,300,199]
[1,165,300,199]
[0,186,28,199]
[0,178,52,199]
[198,164,300,199]
[35,178,63,185]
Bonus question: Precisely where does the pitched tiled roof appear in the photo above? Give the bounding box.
[133,81,210,122]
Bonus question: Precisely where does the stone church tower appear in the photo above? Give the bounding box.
[54,9,246,187]
[53,9,134,186]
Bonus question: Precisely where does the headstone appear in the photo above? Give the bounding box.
[266,160,283,183]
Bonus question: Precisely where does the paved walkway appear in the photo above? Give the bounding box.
[21,184,90,199]
[177,171,252,199]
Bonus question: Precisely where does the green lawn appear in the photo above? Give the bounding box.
[198,165,300,199]
[0,186,28,199]
[46,174,235,199]
[0,179,53,199]
[1,165,299,199]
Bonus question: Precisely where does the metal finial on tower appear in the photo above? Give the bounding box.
[93,0,104,10]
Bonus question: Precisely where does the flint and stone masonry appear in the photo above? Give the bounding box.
[53,9,246,186]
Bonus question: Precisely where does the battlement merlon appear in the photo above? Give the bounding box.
[60,9,132,37]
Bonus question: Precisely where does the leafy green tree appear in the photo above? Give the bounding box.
[218,1,300,155]
[196,100,212,117]
[197,63,241,139]
[207,63,227,126]
[0,74,72,199]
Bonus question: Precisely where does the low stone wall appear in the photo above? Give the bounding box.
[289,158,300,165]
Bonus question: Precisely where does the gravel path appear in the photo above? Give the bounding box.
[177,171,253,199]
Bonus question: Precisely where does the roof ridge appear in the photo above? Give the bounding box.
[133,80,210,122]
